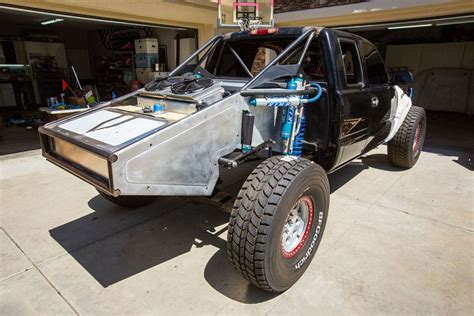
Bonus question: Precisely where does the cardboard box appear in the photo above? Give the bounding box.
[134,38,159,54]
[135,53,159,68]
[68,96,86,107]
[136,68,152,84]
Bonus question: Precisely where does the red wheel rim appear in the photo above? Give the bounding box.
[413,124,422,155]
[281,196,314,259]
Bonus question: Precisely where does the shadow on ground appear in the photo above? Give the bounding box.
[49,196,227,287]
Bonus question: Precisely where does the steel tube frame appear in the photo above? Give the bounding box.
[242,28,317,90]
[227,43,254,78]
[169,35,223,76]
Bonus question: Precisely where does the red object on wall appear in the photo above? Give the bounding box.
[61,79,70,91]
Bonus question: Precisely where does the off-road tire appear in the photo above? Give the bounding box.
[227,156,330,292]
[388,106,426,168]
[97,190,156,208]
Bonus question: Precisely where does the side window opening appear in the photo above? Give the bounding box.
[339,40,362,85]
[361,42,389,85]
[301,42,325,80]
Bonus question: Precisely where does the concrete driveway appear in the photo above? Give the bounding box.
[1,112,472,315]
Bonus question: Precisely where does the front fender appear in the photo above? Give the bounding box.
[384,85,412,143]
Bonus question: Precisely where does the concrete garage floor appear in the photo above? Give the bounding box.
[0,112,473,315]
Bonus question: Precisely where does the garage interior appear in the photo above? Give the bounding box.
[0,7,197,155]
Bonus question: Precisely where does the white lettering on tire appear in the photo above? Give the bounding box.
[294,211,324,269]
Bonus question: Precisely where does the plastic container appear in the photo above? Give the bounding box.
[134,38,159,54]
[153,104,164,113]
[135,53,159,68]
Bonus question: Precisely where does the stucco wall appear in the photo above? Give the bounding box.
[0,0,215,46]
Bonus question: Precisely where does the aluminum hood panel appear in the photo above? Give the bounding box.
[58,109,165,146]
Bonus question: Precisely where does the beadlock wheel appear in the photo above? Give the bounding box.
[227,156,330,292]
[281,196,314,258]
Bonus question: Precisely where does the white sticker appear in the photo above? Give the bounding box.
[281,155,298,162]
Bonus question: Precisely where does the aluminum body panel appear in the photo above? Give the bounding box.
[137,97,197,115]
[111,93,249,196]
[248,105,278,148]
[52,137,109,179]
[46,108,168,154]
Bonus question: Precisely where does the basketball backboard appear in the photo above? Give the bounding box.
[217,0,274,29]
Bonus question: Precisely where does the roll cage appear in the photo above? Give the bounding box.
[168,27,324,93]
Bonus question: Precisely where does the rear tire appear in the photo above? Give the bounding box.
[388,106,426,168]
[227,156,330,292]
[97,190,156,208]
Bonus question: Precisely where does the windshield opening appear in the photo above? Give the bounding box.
[204,36,324,81]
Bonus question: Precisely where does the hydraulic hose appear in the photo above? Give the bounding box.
[291,82,323,157]
[302,82,323,104]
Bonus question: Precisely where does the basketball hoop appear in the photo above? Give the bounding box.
[218,0,274,29]
[238,17,262,31]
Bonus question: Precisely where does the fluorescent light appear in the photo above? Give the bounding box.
[436,20,473,26]
[41,18,64,25]
[388,24,432,30]
[0,5,188,30]
[0,64,29,68]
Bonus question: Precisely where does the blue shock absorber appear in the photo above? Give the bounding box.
[291,108,306,158]
[291,82,323,157]
[281,107,293,143]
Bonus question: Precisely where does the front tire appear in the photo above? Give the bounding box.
[97,190,156,208]
[227,156,330,292]
[388,106,426,168]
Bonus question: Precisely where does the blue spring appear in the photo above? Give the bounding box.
[291,109,306,157]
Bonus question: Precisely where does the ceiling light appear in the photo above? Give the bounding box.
[0,64,29,68]
[435,20,473,26]
[388,24,432,30]
[41,18,64,25]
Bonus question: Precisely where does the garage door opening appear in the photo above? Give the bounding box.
[0,6,198,155]
[340,16,474,169]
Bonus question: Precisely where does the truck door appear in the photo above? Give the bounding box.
[360,40,394,150]
[337,38,372,164]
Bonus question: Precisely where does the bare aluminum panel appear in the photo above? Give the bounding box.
[57,109,166,147]
[52,137,109,179]
[111,94,247,196]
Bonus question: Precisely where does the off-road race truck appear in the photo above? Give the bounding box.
[38,26,426,292]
